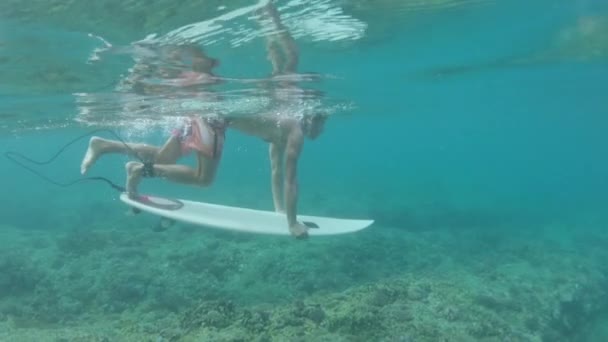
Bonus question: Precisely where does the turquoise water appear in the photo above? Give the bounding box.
[2,0,608,341]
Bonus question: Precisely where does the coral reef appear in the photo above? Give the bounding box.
[1,218,607,341]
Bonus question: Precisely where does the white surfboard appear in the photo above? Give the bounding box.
[120,193,374,236]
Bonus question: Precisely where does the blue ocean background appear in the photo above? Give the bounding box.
[1,0,607,341]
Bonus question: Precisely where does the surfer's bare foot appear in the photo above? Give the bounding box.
[81,136,105,175]
[126,161,144,198]
[289,222,309,239]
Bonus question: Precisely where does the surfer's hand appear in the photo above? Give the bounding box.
[289,222,309,239]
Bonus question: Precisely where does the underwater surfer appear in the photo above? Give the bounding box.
[81,3,327,238]
[81,44,229,206]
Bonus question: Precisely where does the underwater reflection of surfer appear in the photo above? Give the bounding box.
[117,43,221,94]
[81,2,327,238]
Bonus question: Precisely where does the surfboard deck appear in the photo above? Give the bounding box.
[120,193,374,236]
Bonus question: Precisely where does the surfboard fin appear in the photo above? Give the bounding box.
[153,217,175,232]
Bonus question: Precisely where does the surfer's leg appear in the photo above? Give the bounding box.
[154,151,219,186]
[81,136,182,175]
[154,135,182,164]
[81,136,160,174]
[269,142,285,213]
[125,152,219,197]
[125,161,144,198]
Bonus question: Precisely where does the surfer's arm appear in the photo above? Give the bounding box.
[269,142,285,213]
[284,129,303,227]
